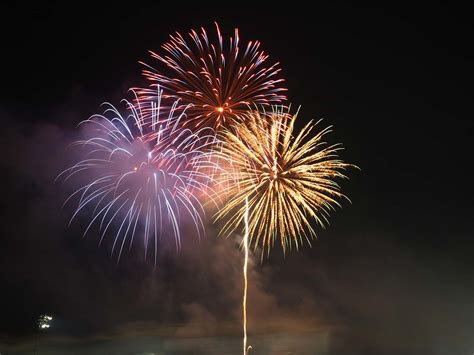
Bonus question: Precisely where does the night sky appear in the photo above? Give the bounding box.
[1,2,473,354]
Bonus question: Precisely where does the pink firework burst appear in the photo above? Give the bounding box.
[138,22,287,130]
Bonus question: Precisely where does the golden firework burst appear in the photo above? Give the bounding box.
[214,108,354,254]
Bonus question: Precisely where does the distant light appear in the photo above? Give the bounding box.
[133,166,138,171]
[216,106,224,113]
[38,314,53,330]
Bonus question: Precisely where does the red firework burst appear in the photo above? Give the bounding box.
[138,22,287,130]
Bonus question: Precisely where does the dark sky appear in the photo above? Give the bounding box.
[1,2,473,355]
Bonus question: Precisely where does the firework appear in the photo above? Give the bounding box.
[214,108,353,254]
[138,22,287,130]
[57,90,216,263]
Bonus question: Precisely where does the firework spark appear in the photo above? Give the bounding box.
[138,22,287,130]
[214,108,354,254]
[57,90,216,263]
